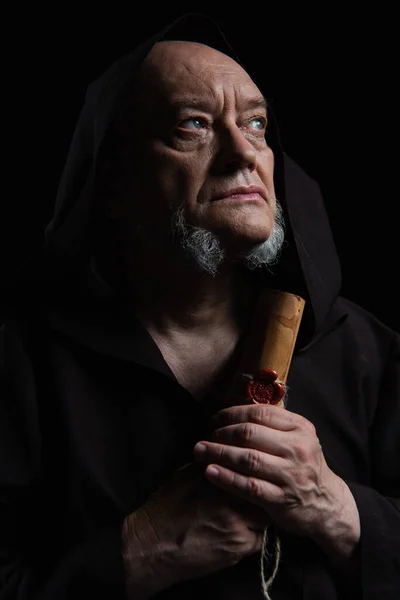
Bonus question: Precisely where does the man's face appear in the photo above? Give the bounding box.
[108,41,277,256]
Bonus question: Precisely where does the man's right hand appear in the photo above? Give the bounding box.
[122,463,269,598]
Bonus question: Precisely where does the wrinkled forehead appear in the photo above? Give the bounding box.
[134,40,264,112]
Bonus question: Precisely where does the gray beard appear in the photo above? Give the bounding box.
[171,200,285,277]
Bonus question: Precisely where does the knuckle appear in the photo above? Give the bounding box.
[250,404,270,424]
[277,486,287,504]
[215,444,225,461]
[291,441,309,463]
[238,422,255,443]
[247,477,263,499]
[217,514,263,563]
[281,487,300,508]
[300,416,316,436]
[231,471,241,488]
[272,486,287,506]
[242,449,261,473]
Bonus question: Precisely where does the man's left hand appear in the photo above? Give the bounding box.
[193,403,360,564]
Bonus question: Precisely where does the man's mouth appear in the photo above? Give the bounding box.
[211,185,267,203]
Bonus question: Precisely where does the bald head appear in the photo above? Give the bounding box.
[144,40,246,77]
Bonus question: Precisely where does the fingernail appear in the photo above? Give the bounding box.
[194,443,207,453]
[206,466,219,477]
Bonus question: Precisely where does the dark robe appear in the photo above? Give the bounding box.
[1,14,399,600]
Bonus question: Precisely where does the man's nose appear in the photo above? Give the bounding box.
[212,124,257,174]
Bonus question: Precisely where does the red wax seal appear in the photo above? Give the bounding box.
[246,369,285,405]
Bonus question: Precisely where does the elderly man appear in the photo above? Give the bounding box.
[1,14,399,600]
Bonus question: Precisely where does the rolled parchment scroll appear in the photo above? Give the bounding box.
[228,289,305,407]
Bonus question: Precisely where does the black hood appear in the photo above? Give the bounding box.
[5,14,342,346]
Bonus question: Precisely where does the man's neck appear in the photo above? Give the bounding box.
[125,259,255,338]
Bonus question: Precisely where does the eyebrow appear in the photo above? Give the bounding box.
[244,96,269,112]
[170,95,268,113]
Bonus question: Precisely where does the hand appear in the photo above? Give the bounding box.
[122,463,270,596]
[193,404,360,564]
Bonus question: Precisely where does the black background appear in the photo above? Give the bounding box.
[3,6,398,331]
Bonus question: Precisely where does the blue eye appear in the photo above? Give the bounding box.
[249,118,266,131]
[180,117,207,130]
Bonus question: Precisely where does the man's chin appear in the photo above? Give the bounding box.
[210,224,272,255]
[171,201,285,276]
[220,231,272,253]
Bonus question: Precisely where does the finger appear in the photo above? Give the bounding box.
[209,422,289,456]
[211,404,302,432]
[204,464,284,509]
[194,441,287,484]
